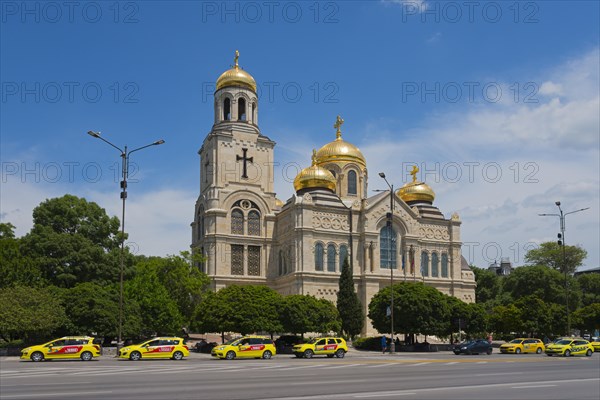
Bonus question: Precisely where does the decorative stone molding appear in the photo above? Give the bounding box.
[312,211,349,231]
[451,212,460,221]
[419,224,450,240]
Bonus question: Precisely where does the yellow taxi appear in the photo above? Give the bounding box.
[589,338,600,352]
[211,336,276,360]
[20,336,100,362]
[118,337,189,361]
[545,338,594,357]
[293,337,348,359]
[499,338,545,354]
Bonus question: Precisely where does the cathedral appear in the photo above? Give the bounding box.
[192,52,476,335]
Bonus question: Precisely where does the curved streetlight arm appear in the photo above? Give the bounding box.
[564,207,590,217]
[87,131,124,154]
[129,139,165,156]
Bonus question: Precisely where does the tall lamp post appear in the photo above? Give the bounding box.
[87,131,165,349]
[539,202,589,335]
[378,172,395,353]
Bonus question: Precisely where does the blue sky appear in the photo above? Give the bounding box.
[2,0,599,269]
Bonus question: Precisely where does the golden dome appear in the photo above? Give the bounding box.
[294,150,337,193]
[275,198,285,208]
[216,50,257,92]
[397,166,435,204]
[315,116,366,168]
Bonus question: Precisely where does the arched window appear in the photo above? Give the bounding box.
[238,98,246,121]
[252,102,256,123]
[223,98,231,121]
[327,244,336,272]
[329,170,336,177]
[441,253,449,277]
[347,170,357,195]
[248,210,260,236]
[380,226,397,269]
[231,209,243,234]
[197,208,204,239]
[431,252,439,277]
[421,251,429,277]
[339,245,348,269]
[315,243,324,271]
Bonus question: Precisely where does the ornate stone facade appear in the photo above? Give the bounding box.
[192,54,476,335]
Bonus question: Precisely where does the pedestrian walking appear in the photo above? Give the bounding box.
[381,335,387,354]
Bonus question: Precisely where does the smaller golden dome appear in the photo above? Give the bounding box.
[216,50,257,92]
[397,166,435,204]
[275,198,285,208]
[294,150,337,193]
[315,116,366,168]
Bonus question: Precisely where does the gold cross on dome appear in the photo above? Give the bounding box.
[234,50,239,68]
[410,165,419,182]
[333,115,344,139]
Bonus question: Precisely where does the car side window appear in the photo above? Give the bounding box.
[147,340,160,347]
[316,339,326,346]
[574,340,586,345]
[51,340,66,347]
[249,338,261,345]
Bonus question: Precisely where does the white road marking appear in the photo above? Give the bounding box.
[511,384,557,389]
[411,362,431,366]
[319,364,361,370]
[444,362,458,365]
[366,363,398,368]
[354,393,417,398]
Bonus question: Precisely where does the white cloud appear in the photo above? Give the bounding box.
[356,48,600,269]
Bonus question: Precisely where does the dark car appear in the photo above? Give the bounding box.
[453,339,492,355]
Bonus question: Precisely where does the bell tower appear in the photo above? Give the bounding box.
[192,51,277,286]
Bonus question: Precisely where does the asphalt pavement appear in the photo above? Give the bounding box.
[2,351,599,400]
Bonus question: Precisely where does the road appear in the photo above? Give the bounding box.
[2,351,599,400]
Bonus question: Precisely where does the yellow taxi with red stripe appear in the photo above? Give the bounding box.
[293,337,348,358]
[118,337,189,361]
[211,336,276,360]
[545,338,594,357]
[499,338,545,354]
[20,336,100,362]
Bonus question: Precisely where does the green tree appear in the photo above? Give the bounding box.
[572,303,600,334]
[513,295,553,337]
[137,252,209,324]
[576,274,600,306]
[22,195,131,288]
[125,262,183,336]
[0,222,43,288]
[315,298,342,335]
[502,265,577,306]
[0,286,67,342]
[471,266,501,304]
[336,257,364,338]
[488,304,521,337]
[279,295,341,336]
[368,282,450,337]
[525,242,587,274]
[61,283,127,337]
[194,285,282,335]
[446,297,488,338]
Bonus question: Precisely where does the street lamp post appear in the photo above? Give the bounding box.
[87,131,165,349]
[539,202,589,335]
[378,172,394,354]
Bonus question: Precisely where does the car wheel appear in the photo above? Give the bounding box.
[80,351,93,361]
[586,349,593,357]
[129,351,141,361]
[303,349,313,359]
[262,350,272,360]
[335,349,345,359]
[515,348,521,354]
[30,352,44,362]
[225,351,236,360]
[564,349,571,357]
[172,351,184,360]
[536,347,542,354]
[486,348,492,355]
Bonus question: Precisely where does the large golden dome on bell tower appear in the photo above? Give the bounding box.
[216,50,257,92]
[397,165,436,204]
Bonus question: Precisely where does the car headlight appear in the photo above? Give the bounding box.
[217,346,225,351]
[461,347,467,350]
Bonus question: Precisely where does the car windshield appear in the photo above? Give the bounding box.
[461,340,475,345]
[509,339,523,344]
[226,338,241,345]
[309,338,324,344]
[556,340,572,345]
